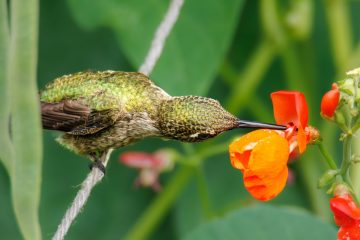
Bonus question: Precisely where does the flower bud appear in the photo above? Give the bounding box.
[305,125,320,144]
[333,183,351,197]
[321,83,340,118]
[317,170,337,188]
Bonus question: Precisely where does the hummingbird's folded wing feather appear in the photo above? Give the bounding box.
[41,99,120,135]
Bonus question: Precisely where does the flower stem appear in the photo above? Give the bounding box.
[340,135,352,175]
[195,166,214,219]
[340,134,355,198]
[123,165,194,240]
[351,137,360,200]
[219,62,274,122]
[296,154,332,220]
[316,142,338,170]
[323,0,353,73]
[225,38,276,114]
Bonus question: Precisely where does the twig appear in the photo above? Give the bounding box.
[52,0,185,239]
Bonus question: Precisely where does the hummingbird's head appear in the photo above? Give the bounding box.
[158,96,239,142]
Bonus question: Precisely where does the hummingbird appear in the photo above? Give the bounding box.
[40,71,285,172]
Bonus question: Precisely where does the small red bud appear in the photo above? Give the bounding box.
[321,83,340,118]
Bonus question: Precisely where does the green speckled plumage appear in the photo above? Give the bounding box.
[40,70,241,159]
[41,71,169,116]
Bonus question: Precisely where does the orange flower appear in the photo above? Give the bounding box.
[229,129,289,201]
[321,83,340,118]
[330,194,360,240]
[271,91,309,153]
[229,91,315,201]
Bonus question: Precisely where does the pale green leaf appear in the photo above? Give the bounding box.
[7,0,42,239]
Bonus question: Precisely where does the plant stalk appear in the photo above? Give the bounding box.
[123,165,194,240]
[8,0,42,239]
[225,39,276,114]
[0,0,12,173]
[317,142,338,170]
[323,0,353,73]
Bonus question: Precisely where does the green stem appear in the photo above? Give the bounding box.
[261,0,318,110]
[351,135,360,200]
[261,0,311,95]
[280,45,306,91]
[260,0,287,47]
[123,165,194,240]
[219,61,274,122]
[323,0,353,74]
[340,135,352,175]
[348,41,360,69]
[285,0,313,40]
[8,0,42,239]
[317,142,338,170]
[0,0,12,173]
[195,166,214,218]
[296,154,332,220]
[225,38,276,113]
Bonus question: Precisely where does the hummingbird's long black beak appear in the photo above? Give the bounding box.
[236,120,286,130]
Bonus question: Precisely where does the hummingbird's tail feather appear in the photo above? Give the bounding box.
[236,120,286,130]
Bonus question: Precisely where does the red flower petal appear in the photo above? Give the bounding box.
[271,91,308,128]
[338,224,360,240]
[330,194,360,227]
[321,83,340,118]
[120,152,158,169]
[297,125,307,153]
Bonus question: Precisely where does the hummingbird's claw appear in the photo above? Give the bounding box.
[89,160,106,175]
[237,120,286,130]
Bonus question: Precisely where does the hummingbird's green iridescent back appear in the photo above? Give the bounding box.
[41,71,170,117]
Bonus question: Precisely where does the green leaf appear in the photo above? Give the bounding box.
[0,0,11,172]
[66,0,244,96]
[183,205,337,240]
[7,0,42,239]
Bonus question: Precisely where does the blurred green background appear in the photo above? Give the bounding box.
[1,0,360,239]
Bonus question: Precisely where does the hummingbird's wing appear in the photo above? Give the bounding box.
[41,99,120,135]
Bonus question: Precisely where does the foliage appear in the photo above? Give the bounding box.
[0,0,42,239]
[1,0,360,239]
[184,205,336,240]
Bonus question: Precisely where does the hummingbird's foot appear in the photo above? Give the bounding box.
[89,160,106,175]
